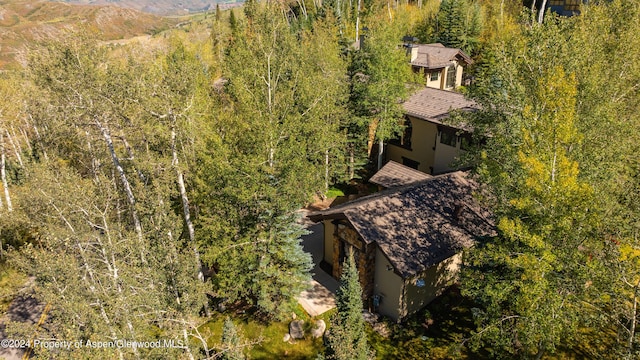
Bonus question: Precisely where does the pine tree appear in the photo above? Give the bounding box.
[229,10,238,33]
[436,0,483,55]
[328,251,372,360]
[220,317,246,360]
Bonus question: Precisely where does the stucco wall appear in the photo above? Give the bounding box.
[433,128,462,174]
[373,247,403,321]
[425,70,443,90]
[386,116,438,174]
[402,253,463,318]
[455,63,464,88]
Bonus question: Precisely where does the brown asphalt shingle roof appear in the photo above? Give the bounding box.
[403,87,478,127]
[369,161,432,188]
[309,172,495,278]
[411,43,473,69]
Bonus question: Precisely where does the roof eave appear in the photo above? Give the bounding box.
[307,212,348,223]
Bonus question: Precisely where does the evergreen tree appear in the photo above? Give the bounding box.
[328,251,372,360]
[436,0,483,55]
[229,9,238,33]
[220,317,246,360]
[346,11,416,174]
[193,2,350,319]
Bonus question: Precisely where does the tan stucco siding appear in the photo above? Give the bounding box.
[455,63,464,88]
[433,130,462,174]
[402,253,463,318]
[425,71,442,89]
[373,248,403,321]
[386,117,438,174]
[323,220,334,265]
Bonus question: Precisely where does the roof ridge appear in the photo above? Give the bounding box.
[308,171,468,220]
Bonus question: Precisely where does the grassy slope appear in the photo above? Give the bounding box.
[199,305,332,359]
[59,0,241,16]
[0,0,178,69]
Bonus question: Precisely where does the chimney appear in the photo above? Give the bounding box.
[411,45,418,62]
[453,201,464,221]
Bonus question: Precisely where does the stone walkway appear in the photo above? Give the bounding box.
[297,222,338,317]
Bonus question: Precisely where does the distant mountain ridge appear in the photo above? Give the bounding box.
[57,0,242,15]
[0,0,177,69]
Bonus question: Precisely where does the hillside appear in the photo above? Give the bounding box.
[0,0,178,69]
[58,0,242,16]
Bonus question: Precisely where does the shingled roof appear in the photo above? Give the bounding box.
[403,87,478,127]
[410,43,473,70]
[369,161,432,188]
[309,172,495,278]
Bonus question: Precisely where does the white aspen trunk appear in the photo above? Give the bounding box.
[377,139,384,171]
[75,239,124,360]
[86,131,101,181]
[95,225,140,359]
[171,123,203,281]
[19,127,32,155]
[29,115,48,160]
[98,211,121,294]
[119,136,146,183]
[355,0,361,44]
[324,149,329,196]
[297,0,308,20]
[125,320,141,359]
[349,149,354,180]
[96,119,145,263]
[183,328,195,360]
[630,280,639,353]
[266,54,276,170]
[537,0,548,24]
[167,231,182,305]
[6,129,23,168]
[0,132,13,212]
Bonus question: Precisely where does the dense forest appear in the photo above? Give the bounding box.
[0,0,639,359]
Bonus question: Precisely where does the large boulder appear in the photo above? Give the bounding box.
[310,319,326,339]
[289,319,305,340]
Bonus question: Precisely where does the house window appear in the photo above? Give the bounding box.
[460,133,473,151]
[439,127,457,147]
[430,71,439,82]
[400,118,412,149]
[549,0,581,11]
[446,65,456,88]
[402,157,420,170]
[388,118,412,149]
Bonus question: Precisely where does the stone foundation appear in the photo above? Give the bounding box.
[332,220,376,306]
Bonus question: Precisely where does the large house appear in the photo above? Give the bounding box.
[309,171,494,321]
[547,0,585,15]
[387,87,478,175]
[409,43,473,91]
